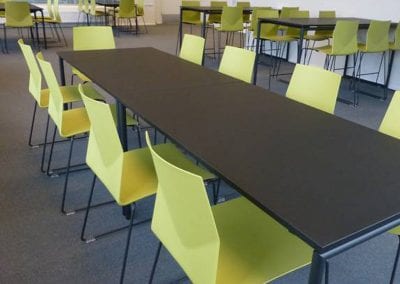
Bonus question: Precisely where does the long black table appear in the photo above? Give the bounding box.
[0,3,47,49]
[58,47,400,283]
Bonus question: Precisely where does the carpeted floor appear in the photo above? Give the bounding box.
[1,22,399,284]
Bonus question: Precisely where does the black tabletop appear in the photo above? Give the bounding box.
[258,17,395,29]
[96,0,119,7]
[0,3,43,11]
[181,5,253,14]
[58,47,400,252]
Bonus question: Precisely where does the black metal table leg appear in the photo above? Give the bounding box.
[59,57,66,86]
[297,27,304,64]
[308,251,325,284]
[39,10,47,49]
[253,19,262,85]
[201,11,207,38]
[178,7,183,51]
[386,50,396,90]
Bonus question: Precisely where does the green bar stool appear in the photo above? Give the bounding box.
[303,10,336,64]
[313,20,359,105]
[216,6,244,56]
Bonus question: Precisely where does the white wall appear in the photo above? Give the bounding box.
[163,0,400,90]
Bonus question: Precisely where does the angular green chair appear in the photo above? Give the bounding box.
[115,0,138,34]
[18,39,101,165]
[216,6,244,53]
[277,6,299,32]
[237,1,250,26]
[71,26,116,83]
[145,131,312,284]
[313,20,359,105]
[36,53,137,215]
[303,10,336,64]
[218,45,256,83]
[3,1,35,53]
[78,90,217,283]
[356,20,391,100]
[263,10,309,86]
[250,8,279,54]
[179,34,205,65]
[286,64,342,114]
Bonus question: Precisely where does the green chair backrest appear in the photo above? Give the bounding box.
[219,46,255,83]
[379,91,400,139]
[5,1,33,27]
[179,34,205,65]
[73,26,116,50]
[145,132,220,284]
[79,86,124,203]
[319,10,335,18]
[182,1,200,24]
[331,20,359,55]
[46,0,54,19]
[18,39,44,107]
[36,53,64,130]
[208,1,227,24]
[53,0,61,22]
[83,0,89,13]
[251,8,279,38]
[118,0,135,18]
[315,10,335,36]
[286,10,309,37]
[364,20,391,52]
[220,6,243,32]
[136,0,144,16]
[286,64,341,114]
[237,1,250,23]
[78,0,84,12]
[280,6,299,18]
[392,22,400,50]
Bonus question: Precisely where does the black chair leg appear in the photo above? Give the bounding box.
[40,114,51,173]
[325,260,329,284]
[61,136,75,214]
[3,26,8,53]
[46,124,57,176]
[148,241,162,284]
[212,179,221,205]
[81,174,97,242]
[28,102,38,148]
[390,236,400,284]
[120,204,135,284]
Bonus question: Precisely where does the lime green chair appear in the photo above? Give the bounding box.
[179,34,205,65]
[237,1,250,25]
[116,0,138,33]
[286,64,342,114]
[17,39,97,161]
[39,0,67,46]
[250,8,279,53]
[263,10,309,86]
[3,1,35,53]
[356,20,391,100]
[135,0,147,33]
[36,52,105,211]
[303,10,336,64]
[278,6,299,32]
[182,0,201,26]
[71,26,116,83]
[216,6,244,53]
[378,91,400,139]
[145,131,312,284]
[313,20,359,105]
[218,45,256,83]
[78,90,217,283]
[207,1,227,26]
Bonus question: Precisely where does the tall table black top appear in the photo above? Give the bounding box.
[58,47,400,253]
[181,5,254,14]
[0,3,43,12]
[257,17,396,30]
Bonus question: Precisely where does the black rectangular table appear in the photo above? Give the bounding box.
[58,47,400,283]
[0,3,47,49]
[178,6,254,49]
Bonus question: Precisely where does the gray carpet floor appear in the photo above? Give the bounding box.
[1,22,400,284]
